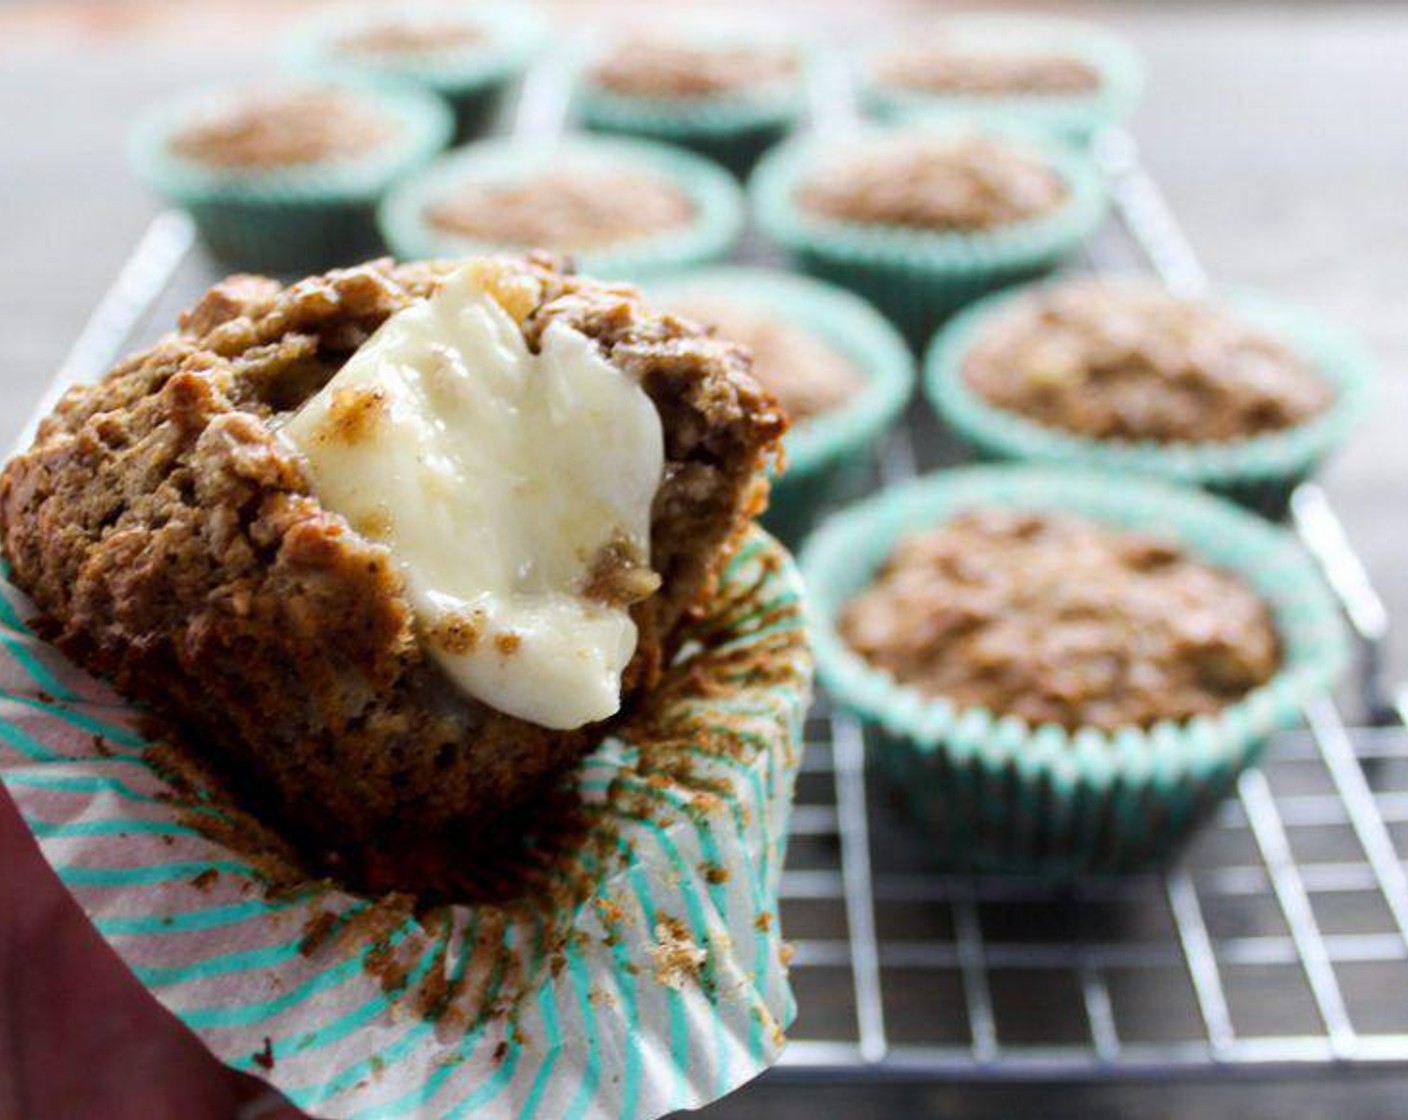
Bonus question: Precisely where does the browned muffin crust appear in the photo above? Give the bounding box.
[334,19,484,57]
[840,509,1280,732]
[671,297,864,424]
[874,43,1100,96]
[169,89,396,171]
[426,169,695,252]
[962,278,1333,443]
[589,39,799,100]
[0,255,785,853]
[798,134,1068,232]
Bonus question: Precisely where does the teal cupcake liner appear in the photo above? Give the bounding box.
[0,527,812,1118]
[857,15,1145,144]
[379,135,746,281]
[129,81,453,273]
[648,267,914,544]
[924,278,1378,515]
[281,4,545,141]
[750,121,1109,346]
[570,35,809,177]
[802,465,1349,878]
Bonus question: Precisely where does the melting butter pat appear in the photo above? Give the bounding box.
[282,265,664,730]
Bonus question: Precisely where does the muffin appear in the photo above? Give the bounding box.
[130,82,452,272]
[652,268,913,543]
[381,136,745,280]
[0,254,786,856]
[282,4,545,140]
[926,276,1377,511]
[751,123,1107,344]
[803,466,1346,876]
[858,15,1144,143]
[572,31,808,176]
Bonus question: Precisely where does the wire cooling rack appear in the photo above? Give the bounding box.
[31,120,1407,1088]
[769,130,1408,1082]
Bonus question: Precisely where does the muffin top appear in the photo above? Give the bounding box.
[962,278,1334,443]
[168,87,396,171]
[424,166,695,252]
[840,508,1280,732]
[797,133,1068,232]
[332,17,485,58]
[872,39,1100,97]
[671,296,864,424]
[588,37,800,100]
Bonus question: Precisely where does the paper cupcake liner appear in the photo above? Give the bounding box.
[924,279,1378,515]
[750,121,1109,345]
[857,15,1145,144]
[280,4,545,141]
[379,135,746,282]
[0,528,812,1118]
[648,267,914,544]
[801,466,1348,877]
[129,81,453,273]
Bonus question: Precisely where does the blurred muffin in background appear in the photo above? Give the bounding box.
[925,275,1376,512]
[858,14,1144,143]
[283,4,544,139]
[572,29,809,176]
[380,135,745,279]
[752,122,1107,344]
[652,268,913,544]
[130,81,451,272]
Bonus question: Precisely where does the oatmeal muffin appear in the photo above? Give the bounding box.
[802,466,1346,875]
[131,82,451,271]
[282,4,544,139]
[839,509,1279,732]
[0,255,786,852]
[751,124,1106,343]
[573,33,807,175]
[959,278,1332,443]
[652,268,913,543]
[381,136,745,279]
[858,16,1144,143]
[926,277,1377,511]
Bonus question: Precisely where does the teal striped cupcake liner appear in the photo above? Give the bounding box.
[750,121,1109,346]
[129,80,453,273]
[858,15,1145,144]
[0,527,811,1118]
[648,267,914,544]
[570,35,809,177]
[924,279,1379,515]
[281,3,545,140]
[379,135,746,281]
[801,466,1348,878]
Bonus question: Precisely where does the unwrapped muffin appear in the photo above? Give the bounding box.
[0,255,786,855]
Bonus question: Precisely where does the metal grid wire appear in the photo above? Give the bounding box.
[33,120,1408,1086]
[772,130,1408,1081]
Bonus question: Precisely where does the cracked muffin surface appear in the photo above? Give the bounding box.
[0,255,785,852]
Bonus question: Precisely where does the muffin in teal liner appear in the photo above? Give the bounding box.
[379,135,745,280]
[281,3,545,140]
[570,29,810,177]
[856,14,1144,145]
[650,267,914,544]
[750,121,1108,346]
[802,465,1348,878]
[130,81,452,272]
[924,276,1378,515]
